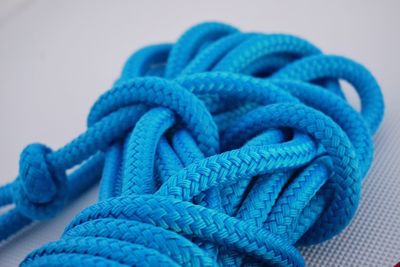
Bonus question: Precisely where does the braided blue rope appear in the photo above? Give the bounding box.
[0,22,384,266]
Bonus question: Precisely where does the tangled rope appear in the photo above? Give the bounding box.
[0,22,384,266]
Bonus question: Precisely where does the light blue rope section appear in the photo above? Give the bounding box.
[0,22,384,266]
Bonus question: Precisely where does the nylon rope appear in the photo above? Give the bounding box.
[0,22,384,266]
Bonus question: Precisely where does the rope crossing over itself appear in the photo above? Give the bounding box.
[0,22,384,266]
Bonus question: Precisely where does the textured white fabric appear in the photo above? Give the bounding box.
[0,0,399,266]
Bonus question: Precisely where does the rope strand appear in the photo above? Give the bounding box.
[0,22,384,266]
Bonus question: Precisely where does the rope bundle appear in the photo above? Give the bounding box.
[0,22,384,266]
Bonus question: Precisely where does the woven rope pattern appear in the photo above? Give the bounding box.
[0,22,384,266]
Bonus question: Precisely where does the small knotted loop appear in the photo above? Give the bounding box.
[14,143,68,220]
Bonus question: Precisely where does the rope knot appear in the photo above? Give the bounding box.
[0,21,383,266]
[15,143,68,220]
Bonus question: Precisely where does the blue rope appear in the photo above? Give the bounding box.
[0,22,384,266]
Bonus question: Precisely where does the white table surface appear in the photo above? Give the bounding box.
[0,1,399,266]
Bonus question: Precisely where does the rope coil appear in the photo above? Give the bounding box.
[0,22,384,266]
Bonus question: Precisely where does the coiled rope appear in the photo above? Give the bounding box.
[0,22,384,266]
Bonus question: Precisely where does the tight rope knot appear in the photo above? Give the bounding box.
[15,143,67,220]
[0,22,384,266]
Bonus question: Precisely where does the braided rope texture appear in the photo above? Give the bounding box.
[0,22,384,266]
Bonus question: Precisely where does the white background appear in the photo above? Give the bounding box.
[0,0,399,266]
